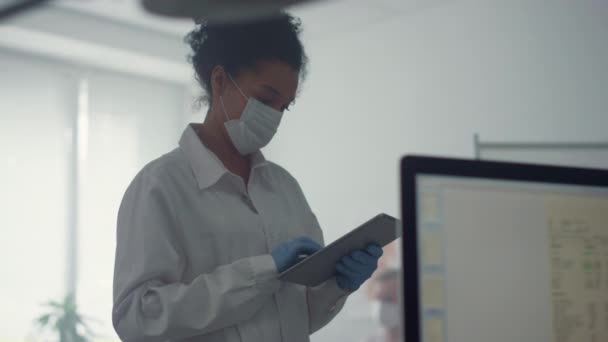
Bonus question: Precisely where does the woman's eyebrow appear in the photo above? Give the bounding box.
[261,84,295,104]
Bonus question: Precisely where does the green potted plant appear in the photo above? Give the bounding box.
[34,293,96,342]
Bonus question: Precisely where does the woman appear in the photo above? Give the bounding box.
[112,12,382,342]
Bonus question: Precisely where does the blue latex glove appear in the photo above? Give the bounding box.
[271,236,322,273]
[335,244,383,291]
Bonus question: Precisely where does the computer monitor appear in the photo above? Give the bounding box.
[400,156,608,342]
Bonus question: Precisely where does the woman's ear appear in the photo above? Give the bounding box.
[210,65,228,101]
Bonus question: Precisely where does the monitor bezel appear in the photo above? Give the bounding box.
[400,155,608,342]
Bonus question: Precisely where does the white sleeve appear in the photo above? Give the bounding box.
[307,276,349,333]
[112,170,281,342]
[280,171,350,333]
[306,213,350,334]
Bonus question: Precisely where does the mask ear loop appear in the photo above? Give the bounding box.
[221,73,250,122]
[219,96,231,121]
[227,73,249,100]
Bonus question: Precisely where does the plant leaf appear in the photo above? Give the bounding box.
[36,294,99,341]
[43,300,63,309]
[74,313,97,337]
[75,334,87,342]
[36,313,51,326]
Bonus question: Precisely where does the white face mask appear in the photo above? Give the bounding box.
[220,75,283,155]
[371,301,401,328]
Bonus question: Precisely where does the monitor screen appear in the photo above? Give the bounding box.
[415,175,608,342]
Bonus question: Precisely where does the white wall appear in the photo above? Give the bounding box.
[270,0,608,244]
[267,1,608,340]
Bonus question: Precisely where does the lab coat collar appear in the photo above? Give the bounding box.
[179,124,268,190]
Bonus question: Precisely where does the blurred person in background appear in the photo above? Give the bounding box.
[364,268,401,342]
[112,12,384,342]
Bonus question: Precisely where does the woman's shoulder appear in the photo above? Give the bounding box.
[264,161,300,186]
[129,148,192,191]
[263,161,314,203]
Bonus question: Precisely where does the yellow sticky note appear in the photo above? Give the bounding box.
[424,318,444,342]
[422,275,445,308]
[422,232,443,266]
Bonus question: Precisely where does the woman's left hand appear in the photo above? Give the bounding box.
[335,244,383,291]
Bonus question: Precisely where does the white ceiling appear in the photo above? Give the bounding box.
[54,0,452,39]
[55,0,194,36]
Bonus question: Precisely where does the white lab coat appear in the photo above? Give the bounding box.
[112,125,348,342]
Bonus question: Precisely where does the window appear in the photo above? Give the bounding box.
[0,50,190,341]
[0,51,73,340]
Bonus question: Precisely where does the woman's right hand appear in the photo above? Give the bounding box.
[271,236,322,273]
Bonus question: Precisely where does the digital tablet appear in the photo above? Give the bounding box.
[279,213,400,287]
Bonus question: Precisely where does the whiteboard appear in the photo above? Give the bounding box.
[474,137,608,170]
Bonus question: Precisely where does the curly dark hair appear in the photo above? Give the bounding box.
[185,12,308,105]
